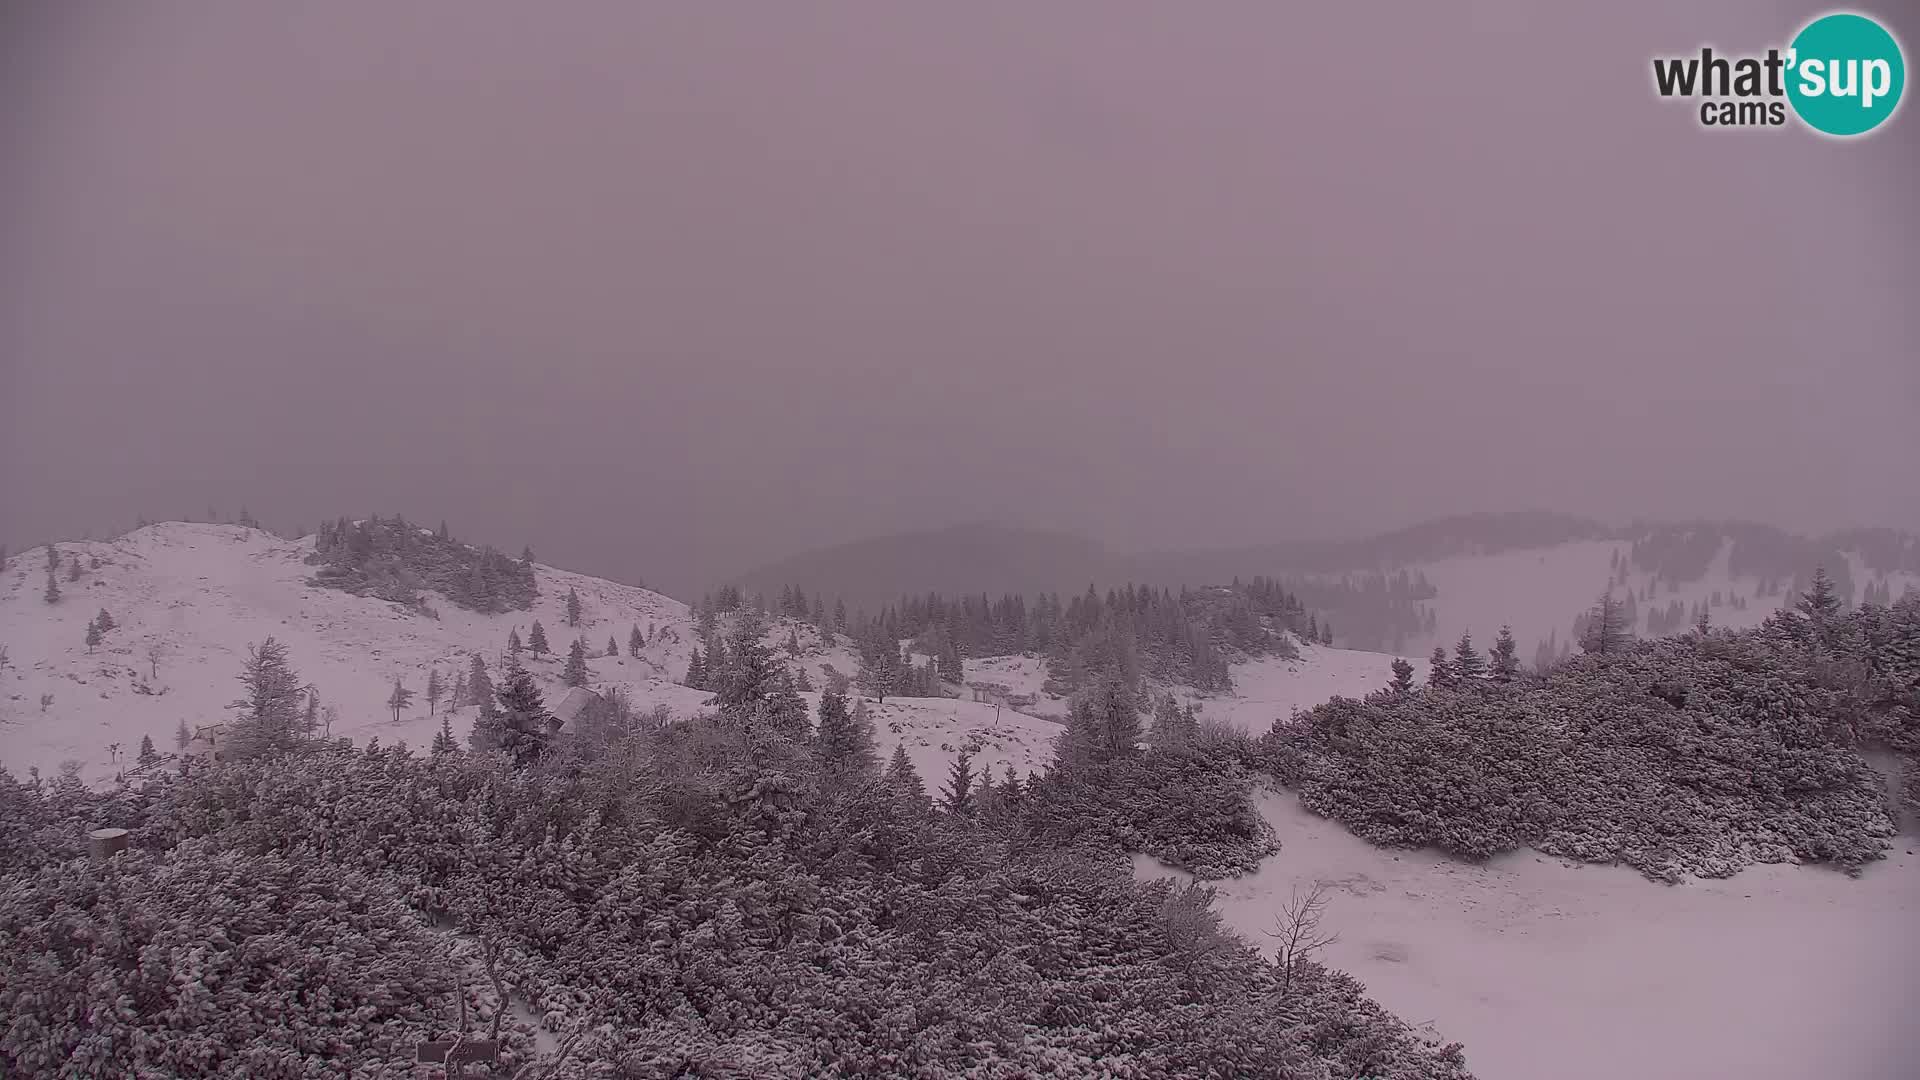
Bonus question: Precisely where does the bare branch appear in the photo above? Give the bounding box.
[1263,881,1340,999]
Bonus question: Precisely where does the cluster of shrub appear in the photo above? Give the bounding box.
[1262,580,1920,883]
[0,681,1472,1079]
[307,515,538,614]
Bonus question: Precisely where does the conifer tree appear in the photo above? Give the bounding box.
[1579,591,1634,656]
[387,677,415,723]
[1388,657,1416,696]
[528,621,550,655]
[1089,678,1141,760]
[229,638,305,758]
[508,627,523,658]
[66,557,80,582]
[451,669,468,709]
[494,662,556,767]
[1453,631,1487,681]
[563,638,591,687]
[1797,566,1842,622]
[767,669,810,740]
[1426,646,1455,689]
[884,743,927,802]
[629,625,644,657]
[138,734,159,766]
[794,664,814,692]
[84,619,102,654]
[815,687,878,775]
[426,668,443,715]
[715,610,776,714]
[606,635,619,658]
[468,653,496,720]
[431,715,457,755]
[938,640,964,684]
[566,587,582,627]
[43,555,60,606]
[685,647,706,690]
[1150,692,1194,751]
[941,750,977,816]
[175,719,192,753]
[1489,625,1520,682]
[1693,606,1713,636]
[94,609,115,632]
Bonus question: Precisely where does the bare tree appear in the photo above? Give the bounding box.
[1264,881,1341,1000]
[144,640,166,681]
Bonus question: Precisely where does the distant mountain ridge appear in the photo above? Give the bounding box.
[726,512,1920,658]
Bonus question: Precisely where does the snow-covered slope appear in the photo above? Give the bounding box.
[0,524,701,781]
[1193,645,1426,734]
[1375,536,1920,662]
[0,524,1079,787]
[1139,788,1920,1080]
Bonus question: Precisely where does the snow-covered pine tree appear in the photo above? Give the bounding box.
[494,662,556,767]
[508,627,523,658]
[1489,625,1520,682]
[1797,566,1842,622]
[1453,631,1487,680]
[1426,646,1455,688]
[468,654,496,718]
[565,587,582,627]
[1091,678,1141,760]
[431,714,457,754]
[1579,591,1634,656]
[425,668,443,715]
[685,647,706,690]
[606,635,619,658]
[563,638,590,687]
[884,744,927,802]
[815,687,879,776]
[528,621,550,655]
[715,610,776,715]
[84,619,102,654]
[938,639,964,684]
[629,625,643,657]
[1388,657,1416,696]
[94,609,115,632]
[767,669,810,740]
[941,751,977,815]
[137,734,158,766]
[228,638,306,758]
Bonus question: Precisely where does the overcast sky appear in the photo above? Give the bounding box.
[3,2,1916,595]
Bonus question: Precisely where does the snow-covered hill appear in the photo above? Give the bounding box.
[1366,536,1920,663]
[0,523,1430,786]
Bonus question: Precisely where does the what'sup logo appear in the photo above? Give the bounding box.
[1652,11,1905,137]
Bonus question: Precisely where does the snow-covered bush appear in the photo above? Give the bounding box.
[1266,603,1920,881]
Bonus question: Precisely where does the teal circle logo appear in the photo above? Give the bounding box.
[1786,12,1905,136]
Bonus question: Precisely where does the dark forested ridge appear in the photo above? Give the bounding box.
[307,515,539,614]
[710,576,1330,697]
